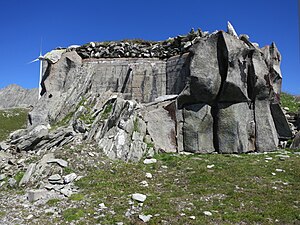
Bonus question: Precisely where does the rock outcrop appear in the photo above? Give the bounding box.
[0,84,38,109]
[0,23,293,162]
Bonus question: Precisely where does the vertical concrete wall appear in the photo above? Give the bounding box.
[166,53,190,95]
[81,55,189,103]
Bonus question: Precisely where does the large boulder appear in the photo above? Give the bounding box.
[262,42,282,104]
[182,104,214,153]
[178,33,221,106]
[218,32,250,102]
[216,102,255,153]
[144,106,177,153]
[29,51,82,126]
[291,132,300,149]
[251,50,271,101]
[270,104,292,139]
[255,100,279,152]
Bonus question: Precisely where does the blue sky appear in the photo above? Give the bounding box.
[0,0,299,94]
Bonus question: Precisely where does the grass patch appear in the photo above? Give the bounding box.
[0,108,28,141]
[0,211,5,218]
[101,103,113,120]
[46,198,61,206]
[51,111,74,130]
[51,97,95,129]
[69,193,85,201]
[71,152,300,224]
[62,208,85,221]
[14,171,25,184]
[63,167,74,175]
[133,117,139,132]
[281,92,300,113]
[146,142,154,149]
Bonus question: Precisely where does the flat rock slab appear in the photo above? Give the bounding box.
[143,159,157,164]
[19,163,36,186]
[132,193,147,202]
[47,159,68,168]
[27,189,47,202]
[144,107,177,153]
[183,103,214,153]
[139,214,152,222]
[63,173,77,184]
[48,174,63,184]
[217,102,255,153]
[255,100,279,152]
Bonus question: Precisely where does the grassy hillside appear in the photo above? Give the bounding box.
[0,108,28,141]
[281,92,300,113]
[15,148,299,225]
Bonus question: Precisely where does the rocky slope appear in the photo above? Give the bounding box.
[0,84,38,109]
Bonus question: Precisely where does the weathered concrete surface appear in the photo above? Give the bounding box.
[83,58,166,103]
[166,53,190,95]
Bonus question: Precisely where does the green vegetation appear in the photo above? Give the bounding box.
[51,97,96,130]
[51,111,74,130]
[0,108,28,141]
[46,198,61,206]
[69,193,85,201]
[101,103,113,120]
[281,92,300,113]
[0,211,5,218]
[133,117,139,132]
[1,150,299,224]
[62,151,300,224]
[14,171,25,184]
[146,142,154,149]
[62,208,85,221]
[63,166,74,174]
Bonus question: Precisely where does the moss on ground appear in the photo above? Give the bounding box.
[1,149,300,224]
[0,108,28,141]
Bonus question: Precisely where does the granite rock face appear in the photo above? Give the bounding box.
[0,23,292,162]
[182,104,214,153]
[0,84,38,109]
